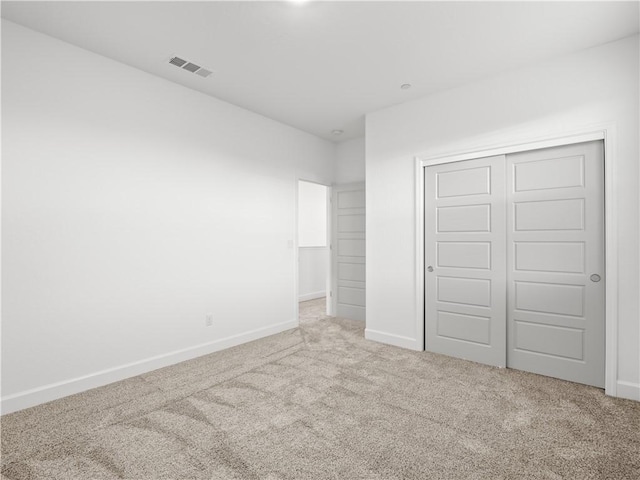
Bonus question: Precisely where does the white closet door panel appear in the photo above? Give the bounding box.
[514,281,585,317]
[506,141,605,388]
[437,242,492,269]
[513,321,584,360]
[513,155,584,192]
[425,155,506,367]
[514,242,585,273]
[514,199,584,231]
[437,166,491,197]
[437,276,491,307]
[437,204,491,232]
[437,311,491,345]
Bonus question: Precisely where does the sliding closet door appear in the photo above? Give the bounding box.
[506,141,605,388]
[425,156,507,367]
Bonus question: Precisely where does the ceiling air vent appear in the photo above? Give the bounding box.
[168,56,213,79]
[195,68,213,78]
[182,62,201,73]
[169,56,187,67]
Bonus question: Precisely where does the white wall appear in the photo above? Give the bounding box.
[335,137,365,184]
[298,181,328,247]
[365,35,640,400]
[1,20,334,413]
[298,247,327,302]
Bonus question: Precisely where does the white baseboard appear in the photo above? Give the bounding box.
[365,328,421,351]
[0,319,298,415]
[298,291,326,302]
[616,380,640,401]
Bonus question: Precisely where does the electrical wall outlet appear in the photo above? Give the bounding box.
[205,314,213,327]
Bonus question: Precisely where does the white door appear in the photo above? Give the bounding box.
[332,183,365,320]
[506,141,605,387]
[425,156,507,367]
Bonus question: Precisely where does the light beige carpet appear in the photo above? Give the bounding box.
[2,297,639,479]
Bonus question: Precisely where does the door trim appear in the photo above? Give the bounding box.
[414,124,618,396]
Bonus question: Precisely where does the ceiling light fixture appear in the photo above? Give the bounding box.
[401,83,412,90]
[332,130,344,136]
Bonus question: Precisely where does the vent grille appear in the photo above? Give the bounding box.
[169,56,187,67]
[182,62,201,73]
[168,55,212,79]
[195,68,213,78]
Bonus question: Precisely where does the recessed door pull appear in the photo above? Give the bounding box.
[590,274,601,282]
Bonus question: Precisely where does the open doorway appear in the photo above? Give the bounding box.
[297,180,330,322]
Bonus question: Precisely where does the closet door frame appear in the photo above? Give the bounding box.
[415,125,618,397]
